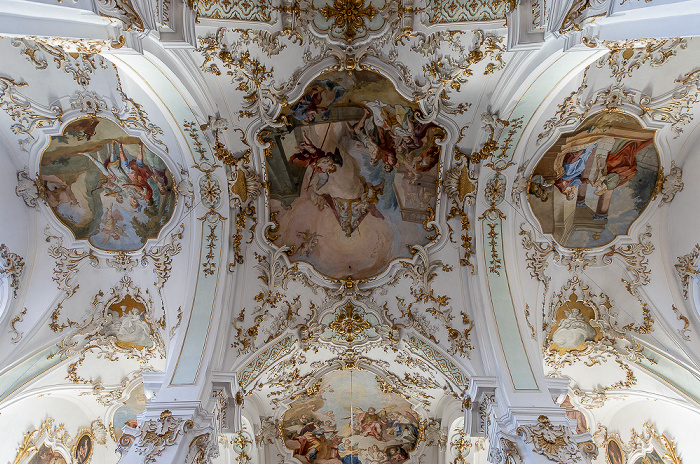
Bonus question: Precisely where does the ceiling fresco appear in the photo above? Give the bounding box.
[1,1,700,464]
[528,112,659,248]
[281,370,421,464]
[263,70,443,278]
[39,118,176,251]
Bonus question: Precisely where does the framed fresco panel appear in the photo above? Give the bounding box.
[281,370,420,464]
[606,437,625,464]
[262,70,444,279]
[72,433,93,464]
[39,117,176,251]
[528,112,660,248]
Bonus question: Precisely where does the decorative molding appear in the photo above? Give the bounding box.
[106,251,139,274]
[659,162,684,205]
[424,418,447,450]
[15,168,41,208]
[0,75,63,148]
[254,417,279,447]
[516,415,583,463]
[391,245,473,357]
[113,70,167,151]
[142,224,184,289]
[134,410,194,463]
[12,38,108,87]
[538,66,700,142]
[9,307,27,343]
[596,38,687,83]
[671,305,691,341]
[0,243,25,299]
[602,225,654,296]
[424,0,507,22]
[94,0,146,32]
[674,244,699,299]
[53,276,165,386]
[176,166,195,210]
[520,225,554,287]
[45,229,99,298]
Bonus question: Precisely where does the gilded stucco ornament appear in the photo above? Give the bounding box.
[424,0,508,23]
[539,66,700,141]
[0,75,63,148]
[0,243,25,299]
[254,417,279,447]
[134,410,194,464]
[659,161,684,204]
[595,424,683,464]
[9,307,27,343]
[45,228,99,299]
[52,276,165,387]
[595,38,688,83]
[675,243,699,299]
[516,415,583,464]
[15,168,41,208]
[671,304,691,341]
[175,166,195,210]
[11,418,108,464]
[602,225,654,296]
[12,38,108,87]
[389,245,473,356]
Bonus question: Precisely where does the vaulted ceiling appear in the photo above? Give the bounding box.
[1,1,699,464]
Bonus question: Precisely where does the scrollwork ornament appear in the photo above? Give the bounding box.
[516,415,581,463]
[0,76,63,148]
[15,168,40,208]
[135,410,194,463]
[674,244,699,299]
[659,162,683,204]
[602,225,654,296]
[597,38,687,83]
[1,243,25,299]
[9,307,27,343]
[45,228,99,297]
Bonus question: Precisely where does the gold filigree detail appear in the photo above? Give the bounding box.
[671,304,691,341]
[9,307,27,343]
[0,76,63,147]
[135,410,194,463]
[328,301,371,343]
[45,229,99,298]
[602,225,654,296]
[316,0,379,41]
[517,415,583,463]
[0,243,24,298]
[597,38,687,83]
[12,38,107,87]
[674,244,699,299]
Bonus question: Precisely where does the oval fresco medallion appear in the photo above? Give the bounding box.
[39,118,176,251]
[528,112,660,248]
[262,70,444,279]
[281,369,421,464]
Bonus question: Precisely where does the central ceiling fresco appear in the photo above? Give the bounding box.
[263,70,443,278]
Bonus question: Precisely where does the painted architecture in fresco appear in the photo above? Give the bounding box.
[263,70,444,279]
[39,118,176,251]
[281,370,420,464]
[528,112,659,248]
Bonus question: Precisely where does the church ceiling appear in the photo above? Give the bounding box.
[0,1,699,463]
